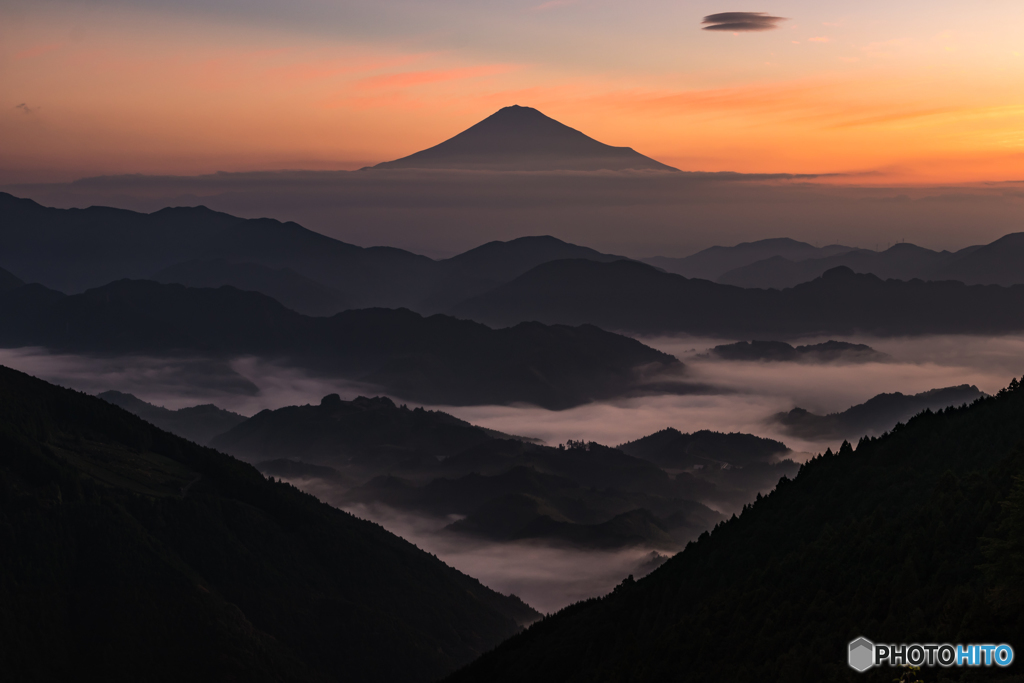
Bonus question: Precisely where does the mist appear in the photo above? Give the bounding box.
[314,494,666,615]
[2,333,1017,453]
[2,334,1017,612]
[6,171,1023,258]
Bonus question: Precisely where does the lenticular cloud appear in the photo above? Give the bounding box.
[702,11,787,32]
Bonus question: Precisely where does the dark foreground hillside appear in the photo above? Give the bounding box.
[447,379,1024,683]
[0,366,538,683]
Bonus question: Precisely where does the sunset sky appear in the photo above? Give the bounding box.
[3,0,1024,184]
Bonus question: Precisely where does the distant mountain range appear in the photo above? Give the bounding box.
[642,238,855,281]
[373,105,677,173]
[453,260,1024,336]
[717,241,984,289]
[98,390,246,445]
[152,258,350,316]
[0,279,677,409]
[6,191,1024,332]
[708,340,890,363]
[772,384,986,441]
[655,234,1024,290]
[0,365,538,682]
[0,192,629,313]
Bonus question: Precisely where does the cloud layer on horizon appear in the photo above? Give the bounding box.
[702,12,787,32]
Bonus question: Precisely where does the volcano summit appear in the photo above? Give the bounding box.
[374,105,678,172]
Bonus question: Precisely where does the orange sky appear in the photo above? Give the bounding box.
[3,1,1024,184]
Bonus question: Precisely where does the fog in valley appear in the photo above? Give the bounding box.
[2,333,1018,613]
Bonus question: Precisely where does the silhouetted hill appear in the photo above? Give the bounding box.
[444,377,1024,683]
[348,462,722,548]
[98,390,246,445]
[773,384,986,441]
[452,260,1024,336]
[446,500,681,550]
[0,279,679,409]
[0,193,643,312]
[932,232,1024,286]
[718,242,977,289]
[709,340,890,363]
[0,266,22,292]
[617,428,799,511]
[642,238,854,281]
[509,508,678,550]
[421,236,629,311]
[619,428,789,469]
[374,106,677,172]
[440,440,676,495]
[0,365,539,682]
[153,259,349,316]
[212,394,512,473]
[0,191,433,306]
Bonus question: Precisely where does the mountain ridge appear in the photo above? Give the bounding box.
[451,259,1024,337]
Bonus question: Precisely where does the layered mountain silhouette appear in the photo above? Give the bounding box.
[0,193,628,311]
[373,105,678,172]
[933,232,1024,285]
[773,384,986,441]
[345,443,726,549]
[98,390,246,445]
[708,340,890,363]
[420,235,629,311]
[718,241,984,289]
[0,365,539,682]
[0,279,679,409]
[443,378,1024,683]
[0,192,432,305]
[211,394,517,473]
[452,260,1024,336]
[642,238,855,281]
[644,234,1024,289]
[152,259,349,316]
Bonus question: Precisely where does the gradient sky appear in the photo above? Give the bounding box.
[3,0,1024,183]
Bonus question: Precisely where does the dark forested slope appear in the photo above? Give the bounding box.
[774,384,986,441]
[0,366,538,683]
[447,378,1024,683]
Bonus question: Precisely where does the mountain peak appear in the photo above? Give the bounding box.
[374,106,677,172]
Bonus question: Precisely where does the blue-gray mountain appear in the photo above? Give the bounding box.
[0,279,678,409]
[452,260,1024,337]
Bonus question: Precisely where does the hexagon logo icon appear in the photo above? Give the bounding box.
[848,637,875,672]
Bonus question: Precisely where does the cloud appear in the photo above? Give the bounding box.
[702,12,787,32]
